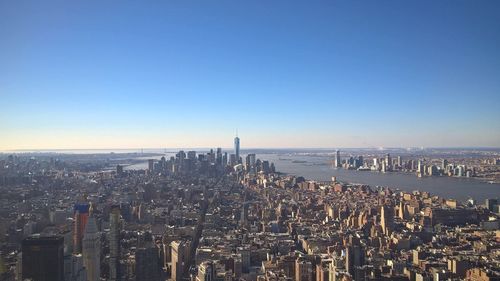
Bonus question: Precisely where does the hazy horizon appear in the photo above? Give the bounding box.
[2,145,500,154]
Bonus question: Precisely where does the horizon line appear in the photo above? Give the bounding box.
[2,146,500,153]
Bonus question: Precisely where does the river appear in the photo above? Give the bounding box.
[123,151,499,202]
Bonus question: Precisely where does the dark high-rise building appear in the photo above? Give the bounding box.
[135,232,160,281]
[109,205,121,281]
[148,159,154,172]
[385,153,392,171]
[485,199,498,212]
[116,164,124,176]
[261,160,270,174]
[216,147,222,166]
[442,159,448,170]
[240,202,249,226]
[229,154,237,166]
[187,151,197,161]
[245,154,256,173]
[176,150,186,164]
[222,152,228,166]
[22,235,64,281]
[345,245,365,277]
[357,155,363,168]
[234,135,240,164]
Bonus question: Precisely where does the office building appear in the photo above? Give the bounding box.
[295,258,313,281]
[74,203,90,254]
[234,135,240,164]
[64,253,86,281]
[485,199,498,212]
[187,151,197,161]
[335,150,341,168]
[22,235,64,281]
[82,216,100,281]
[385,153,392,171]
[345,245,365,277]
[240,203,249,226]
[148,159,154,172]
[171,241,186,281]
[197,261,214,281]
[135,232,160,281]
[229,154,237,166]
[381,205,394,235]
[116,165,124,176]
[245,153,256,173]
[109,205,121,281]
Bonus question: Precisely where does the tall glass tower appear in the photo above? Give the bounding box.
[234,135,240,163]
[335,150,341,168]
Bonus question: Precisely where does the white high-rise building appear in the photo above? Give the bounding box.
[82,216,100,281]
[335,150,341,168]
[373,158,379,170]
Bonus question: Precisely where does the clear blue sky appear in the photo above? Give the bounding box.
[1,0,499,149]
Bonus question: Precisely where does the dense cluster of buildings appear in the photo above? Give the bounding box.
[0,140,499,281]
[333,150,500,183]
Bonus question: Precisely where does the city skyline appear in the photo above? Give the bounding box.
[1,1,500,150]
[3,144,500,281]
[2,2,500,280]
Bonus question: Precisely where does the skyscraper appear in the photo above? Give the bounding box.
[485,199,498,212]
[229,154,237,166]
[82,216,100,281]
[345,245,365,277]
[22,235,64,281]
[245,153,256,173]
[417,160,425,177]
[196,261,214,281]
[295,257,313,281]
[222,152,228,166]
[74,203,90,254]
[116,164,124,176]
[442,159,448,170]
[240,202,249,226]
[64,253,86,281]
[148,159,154,172]
[171,241,186,281]
[373,158,380,171]
[216,147,222,165]
[380,205,394,235]
[135,232,160,281]
[109,205,121,281]
[234,135,240,164]
[385,153,392,171]
[335,150,341,168]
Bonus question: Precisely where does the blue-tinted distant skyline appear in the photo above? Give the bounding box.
[1,0,499,149]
